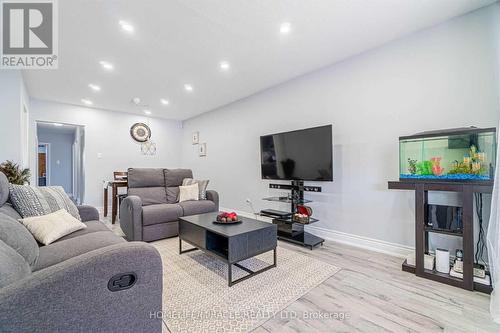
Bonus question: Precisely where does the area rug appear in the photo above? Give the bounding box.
[151,238,340,333]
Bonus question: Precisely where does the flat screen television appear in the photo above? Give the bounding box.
[260,125,333,181]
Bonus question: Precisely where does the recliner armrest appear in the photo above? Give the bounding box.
[0,242,162,333]
[119,195,143,241]
[77,205,100,222]
[206,190,219,211]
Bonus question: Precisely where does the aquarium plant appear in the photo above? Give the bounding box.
[416,161,433,175]
[407,158,417,175]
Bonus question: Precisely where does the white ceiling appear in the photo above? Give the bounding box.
[23,0,496,120]
[37,122,77,135]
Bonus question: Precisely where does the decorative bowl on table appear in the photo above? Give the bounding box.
[292,213,310,224]
[213,211,242,224]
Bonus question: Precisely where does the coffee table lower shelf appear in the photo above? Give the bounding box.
[179,238,277,286]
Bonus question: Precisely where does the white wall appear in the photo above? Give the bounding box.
[29,99,183,207]
[0,71,30,167]
[180,6,500,248]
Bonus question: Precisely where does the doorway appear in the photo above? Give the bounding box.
[37,143,49,186]
[36,121,85,204]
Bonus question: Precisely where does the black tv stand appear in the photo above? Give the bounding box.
[262,180,324,250]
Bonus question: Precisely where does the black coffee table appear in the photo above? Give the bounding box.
[179,212,278,286]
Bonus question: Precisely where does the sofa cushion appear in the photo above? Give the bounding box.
[179,200,216,216]
[164,169,193,187]
[34,231,125,271]
[128,187,167,206]
[128,168,166,188]
[0,203,22,220]
[0,212,39,267]
[142,204,183,226]
[0,172,9,206]
[0,239,31,287]
[55,220,110,241]
[166,186,179,204]
[9,185,81,220]
[165,169,193,203]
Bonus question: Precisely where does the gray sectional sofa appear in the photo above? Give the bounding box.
[0,172,162,332]
[120,168,219,242]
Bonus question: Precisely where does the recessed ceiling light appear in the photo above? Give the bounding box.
[119,20,134,33]
[184,84,193,92]
[279,22,292,34]
[99,61,114,71]
[132,97,141,105]
[219,61,230,71]
[160,98,169,106]
[81,98,93,106]
[143,110,152,115]
[53,123,63,127]
[88,83,101,92]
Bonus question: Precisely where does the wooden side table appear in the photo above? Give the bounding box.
[103,180,128,224]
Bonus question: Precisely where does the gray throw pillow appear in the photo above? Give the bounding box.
[9,185,81,221]
[182,178,209,200]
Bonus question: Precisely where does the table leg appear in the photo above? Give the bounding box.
[112,184,117,224]
[228,263,232,287]
[103,187,108,217]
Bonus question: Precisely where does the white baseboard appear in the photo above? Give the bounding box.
[221,207,414,258]
[306,226,414,258]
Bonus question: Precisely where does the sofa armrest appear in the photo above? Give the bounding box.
[77,205,100,222]
[120,195,143,241]
[0,242,162,333]
[206,190,219,211]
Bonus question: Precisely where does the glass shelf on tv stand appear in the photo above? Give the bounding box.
[262,196,312,204]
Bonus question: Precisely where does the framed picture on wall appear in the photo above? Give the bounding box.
[192,131,199,145]
[199,143,207,157]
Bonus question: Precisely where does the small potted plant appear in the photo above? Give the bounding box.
[0,160,30,185]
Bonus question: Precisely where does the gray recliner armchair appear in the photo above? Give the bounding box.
[120,168,219,242]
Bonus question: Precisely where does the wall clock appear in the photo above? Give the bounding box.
[130,123,151,142]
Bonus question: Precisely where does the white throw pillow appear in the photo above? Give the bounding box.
[178,183,199,202]
[19,209,87,245]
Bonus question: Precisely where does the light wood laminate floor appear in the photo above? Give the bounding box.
[106,217,498,332]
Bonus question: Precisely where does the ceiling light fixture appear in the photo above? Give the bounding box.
[88,83,101,91]
[160,98,169,106]
[143,110,152,115]
[219,61,230,71]
[99,61,114,71]
[119,20,134,33]
[184,84,193,92]
[279,22,292,34]
[81,98,93,106]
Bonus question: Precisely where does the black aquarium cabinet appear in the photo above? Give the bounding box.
[389,180,493,293]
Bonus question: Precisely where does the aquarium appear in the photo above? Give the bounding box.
[399,127,496,182]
